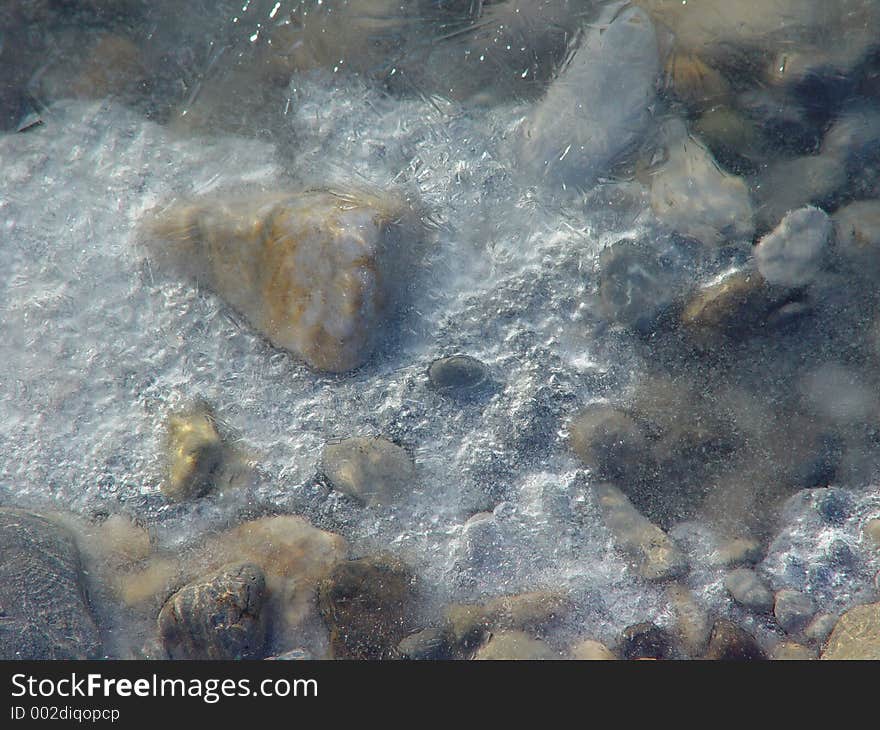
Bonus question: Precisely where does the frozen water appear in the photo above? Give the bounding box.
[2,0,880,657]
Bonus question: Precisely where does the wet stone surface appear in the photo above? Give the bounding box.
[158,562,268,660]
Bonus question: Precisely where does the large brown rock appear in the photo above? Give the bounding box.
[821,602,880,660]
[158,562,268,660]
[317,554,416,659]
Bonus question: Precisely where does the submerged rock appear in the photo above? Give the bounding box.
[774,589,816,635]
[755,206,831,287]
[723,568,774,613]
[0,509,103,659]
[864,518,880,549]
[650,120,755,246]
[666,584,711,658]
[205,515,346,585]
[317,554,417,659]
[663,52,731,112]
[704,618,765,660]
[158,562,268,660]
[804,613,838,646]
[398,627,457,661]
[592,482,688,581]
[833,199,880,278]
[569,404,650,485]
[821,602,880,659]
[596,237,684,332]
[473,630,560,660]
[570,639,616,660]
[444,591,570,651]
[141,187,419,372]
[515,4,659,188]
[321,436,416,507]
[428,354,493,400]
[620,622,676,660]
[389,0,580,104]
[707,537,763,568]
[771,642,816,660]
[162,402,227,502]
[753,154,845,232]
[680,268,785,345]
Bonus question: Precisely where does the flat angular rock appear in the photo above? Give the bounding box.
[141,188,419,372]
[821,602,880,659]
[515,4,659,188]
[592,482,689,581]
[0,509,103,660]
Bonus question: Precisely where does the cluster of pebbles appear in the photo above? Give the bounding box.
[2,0,880,660]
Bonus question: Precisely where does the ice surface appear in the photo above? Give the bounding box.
[2,1,880,656]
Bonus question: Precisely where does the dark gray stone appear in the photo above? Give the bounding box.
[428,354,493,400]
[0,509,103,660]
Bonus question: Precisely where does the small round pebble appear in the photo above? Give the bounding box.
[428,354,493,399]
